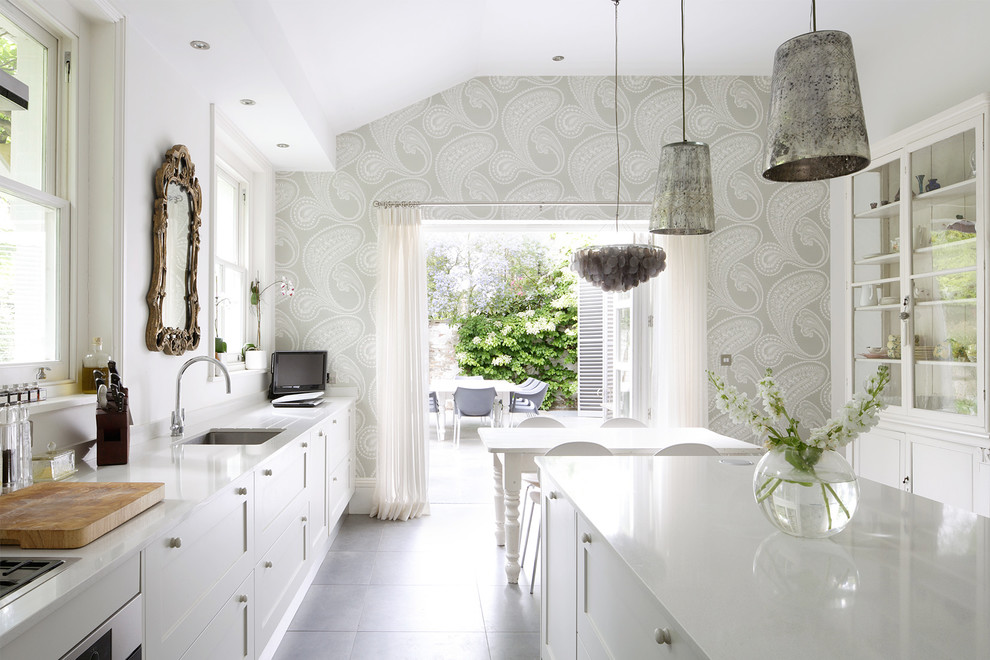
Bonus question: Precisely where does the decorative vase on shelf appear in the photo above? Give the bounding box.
[925,178,940,192]
[916,173,926,195]
[753,448,860,539]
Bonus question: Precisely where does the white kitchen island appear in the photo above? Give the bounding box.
[537,455,990,660]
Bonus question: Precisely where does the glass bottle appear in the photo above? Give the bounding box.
[81,337,111,394]
[1,404,19,494]
[17,402,31,490]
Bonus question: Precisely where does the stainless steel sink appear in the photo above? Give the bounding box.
[181,428,284,445]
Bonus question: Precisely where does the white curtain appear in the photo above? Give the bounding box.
[653,235,710,427]
[371,206,430,520]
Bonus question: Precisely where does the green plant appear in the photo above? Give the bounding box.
[455,300,577,409]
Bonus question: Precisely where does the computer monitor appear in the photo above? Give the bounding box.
[269,350,328,399]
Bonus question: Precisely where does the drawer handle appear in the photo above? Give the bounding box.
[548,492,557,500]
[581,533,592,544]
[301,442,308,448]
[238,594,248,603]
[318,430,325,437]
[655,628,671,645]
[168,537,182,549]
[263,469,273,476]
[264,561,273,568]
[236,487,248,495]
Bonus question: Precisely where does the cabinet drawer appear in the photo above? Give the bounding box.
[180,573,254,660]
[145,473,254,660]
[307,424,329,553]
[577,517,703,660]
[324,411,350,468]
[328,452,353,524]
[542,479,577,660]
[256,440,307,554]
[256,497,308,650]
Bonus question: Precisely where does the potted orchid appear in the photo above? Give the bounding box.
[247,276,294,369]
[708,365,889,538]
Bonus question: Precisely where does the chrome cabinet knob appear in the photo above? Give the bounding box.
[301,516,308,522]
[548,492,557,500]
[332,419,337,424]
[264,561,273,568]
[236,487,248,495]
[332,476,338,482]
[581,533,592,544]
[655,628,671,645]
[318,430,325,437]
[168,537,182,548]
[301,442,308,448]
[263,469,273,476]
[238,594,248,603]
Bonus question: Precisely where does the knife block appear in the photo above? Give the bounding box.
[96,410,129,465]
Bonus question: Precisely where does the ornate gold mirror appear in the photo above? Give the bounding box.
[146,144,202,355]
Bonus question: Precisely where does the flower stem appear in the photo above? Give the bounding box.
[756,478,782,503]
[820,483,833,529]
[824,482,851,519]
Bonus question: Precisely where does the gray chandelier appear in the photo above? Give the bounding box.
[763,0,870,181]
[571,0,666,292]
[649,0,715,235]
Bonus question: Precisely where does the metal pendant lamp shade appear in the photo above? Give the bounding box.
[649,141,715,235]
[763,29,870,182]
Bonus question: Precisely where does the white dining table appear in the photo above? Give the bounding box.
[429,378,520,439]
[477,425,764,584]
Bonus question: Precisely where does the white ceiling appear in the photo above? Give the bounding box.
[107,0,990,171]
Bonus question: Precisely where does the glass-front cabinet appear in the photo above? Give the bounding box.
[847,97,987,431]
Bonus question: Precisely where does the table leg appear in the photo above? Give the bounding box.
[501,453,523,584]
[493,453,505,546]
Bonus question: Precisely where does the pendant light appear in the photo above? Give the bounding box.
[571,0,667,293]
[762,0,870,181]
[649,0,715,236]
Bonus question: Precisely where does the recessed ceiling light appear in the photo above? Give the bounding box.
[189,40,211,50]
[552,55,565,62]
[239,99,256,106]
[276,143,290,149]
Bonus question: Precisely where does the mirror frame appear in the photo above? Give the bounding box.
[146,144,202,355]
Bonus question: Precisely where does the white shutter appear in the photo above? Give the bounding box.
[577,280,613,416]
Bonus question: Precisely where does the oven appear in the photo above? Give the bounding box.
[61,593,142,659]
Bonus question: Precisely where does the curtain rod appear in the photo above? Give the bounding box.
[372,200,653,209]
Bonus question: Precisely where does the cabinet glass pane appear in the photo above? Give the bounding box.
[852,159,901,284]
[914,363,977,415]
[855,359,900,407]
[910,128,977,193]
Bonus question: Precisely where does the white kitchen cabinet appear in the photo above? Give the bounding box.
[540,474,577,660]
[305,425,328,555]
[324,407,354,524]
[255,497,308,651]
[576,517,702,660]
[255,438,308,556]
[144,471,254,660]
[180,573,254,660]
[845,93,990,516]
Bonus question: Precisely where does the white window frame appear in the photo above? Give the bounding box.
[214,162,249,366]
[0,0,70,385]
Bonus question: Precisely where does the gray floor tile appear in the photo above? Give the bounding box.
[487,632,540,660]
[313,551,377,585]
[371,550,479,585]
[478,585,541,632]
[350,632,490,660]
[358,585,485,632]
[272,631,355,660]
[330,520,384,552]
[288,584,366,631]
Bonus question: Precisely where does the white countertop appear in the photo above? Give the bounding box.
[480,426,759,454]
[537,455,990,659]
[0,396,353,643]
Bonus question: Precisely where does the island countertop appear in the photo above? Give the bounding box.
[537,455,990,659]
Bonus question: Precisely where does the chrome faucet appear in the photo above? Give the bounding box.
[171,356,231,437]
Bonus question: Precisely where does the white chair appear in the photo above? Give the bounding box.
[526,441,612,593]
[654,443,720,456]
[516,416,566,537]
[452,386,497,447]
[600,416,647,428]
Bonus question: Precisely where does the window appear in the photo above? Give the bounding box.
[0,1,67,379]
[214,164,248,363]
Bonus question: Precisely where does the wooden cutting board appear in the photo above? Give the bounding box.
[0,481,165,549]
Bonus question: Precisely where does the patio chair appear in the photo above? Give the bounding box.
[600,416,647,428]
[654,443,720,456]
[508,380,549,419]
[452,386,498,446]
[526,441,612,593]
[428,391,442,441]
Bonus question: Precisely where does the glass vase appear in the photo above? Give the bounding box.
[753,448,860,538]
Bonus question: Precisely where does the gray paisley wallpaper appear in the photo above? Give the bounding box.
[275,76,831,478]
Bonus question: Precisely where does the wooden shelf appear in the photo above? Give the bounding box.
[911,177,976,207]
[854,200,900,220]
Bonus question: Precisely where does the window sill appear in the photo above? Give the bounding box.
[26,393,96,414]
